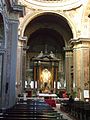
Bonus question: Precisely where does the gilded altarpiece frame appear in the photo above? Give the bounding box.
[33,60,59,93]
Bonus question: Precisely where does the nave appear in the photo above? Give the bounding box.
[0,99,71,120]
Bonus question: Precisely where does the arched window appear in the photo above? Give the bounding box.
[0,14,4,48]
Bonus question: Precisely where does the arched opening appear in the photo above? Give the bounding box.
[22,12,73,96]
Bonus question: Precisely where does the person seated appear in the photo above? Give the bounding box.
[68,95,74,112]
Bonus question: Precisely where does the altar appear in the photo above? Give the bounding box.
[37,93,57,98]
[31,51,60,93]
[37,93,57,107]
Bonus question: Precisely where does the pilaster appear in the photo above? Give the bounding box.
[71,38,90,100]
[64,47,73,94]
[5,19,19,108]
[17,36,27,94]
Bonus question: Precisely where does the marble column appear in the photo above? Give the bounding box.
[4,19,19,108]
[17,37,27,94]
[72,38,90,100]
[51,65,54,91]
[33,65,37,89]
[64,47,73,94]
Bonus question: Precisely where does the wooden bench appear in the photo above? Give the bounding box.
[0,99,68,120]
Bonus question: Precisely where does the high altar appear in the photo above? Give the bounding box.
[32,51,59,93]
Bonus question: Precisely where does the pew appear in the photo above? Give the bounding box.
[0,99,68,120]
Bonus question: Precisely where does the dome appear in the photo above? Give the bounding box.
[20,0,86,10]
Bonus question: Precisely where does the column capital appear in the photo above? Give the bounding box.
[6,0,25,17]
[18,36,28,50]
[69,38,90,45]
[69,38,90,49]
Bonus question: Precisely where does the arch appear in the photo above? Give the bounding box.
[19,11,77,39]
[19,10,75,93]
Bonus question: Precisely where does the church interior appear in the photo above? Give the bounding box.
[0,0,90,120]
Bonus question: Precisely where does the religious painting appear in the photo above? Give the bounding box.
[40,68,52,93]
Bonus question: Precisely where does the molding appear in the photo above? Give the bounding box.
[18,36,27,41]
[6,0,25,17]
[0,49,7,53]
[69,38,90,45]
[22,0,85,11]
[8,18,19,23]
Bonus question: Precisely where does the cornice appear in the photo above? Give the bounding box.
[6,0,25,17]
[70,38,90,45]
